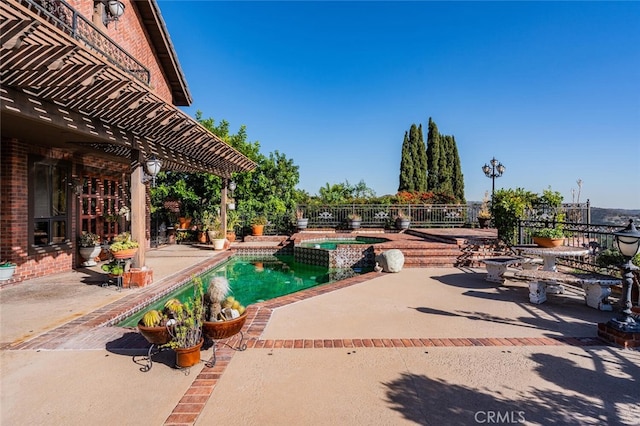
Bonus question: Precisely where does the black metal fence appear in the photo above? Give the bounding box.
[234,202,591,236]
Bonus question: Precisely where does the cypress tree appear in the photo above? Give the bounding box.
[426,117,441,192]
[450,135,465,203]
[398,131,413,192]
[413,124,428,192]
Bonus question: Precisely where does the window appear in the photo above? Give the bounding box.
[30,158,70,247]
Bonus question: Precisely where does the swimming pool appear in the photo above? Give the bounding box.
[299,236,388,250]
[117,255,360,327]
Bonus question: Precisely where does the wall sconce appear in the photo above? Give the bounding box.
[68,177,84,196]
[102,0,125,27]
[142,156,162,187]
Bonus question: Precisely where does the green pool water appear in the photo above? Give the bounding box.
[300,237,387,250]
[117,255,361,328]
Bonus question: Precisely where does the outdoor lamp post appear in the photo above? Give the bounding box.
[609,219,640,332]
[482,157,505,198]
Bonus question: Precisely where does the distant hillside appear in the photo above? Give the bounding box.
[590,208,640,226]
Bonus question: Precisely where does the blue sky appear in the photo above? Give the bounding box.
[156,1,639,209]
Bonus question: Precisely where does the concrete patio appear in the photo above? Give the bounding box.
[1,242,639,425]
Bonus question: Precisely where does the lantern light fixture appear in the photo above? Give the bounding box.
[482,157,505,199]
[102,0,125,27]
[608,219,640,332]
[143,156,162,187]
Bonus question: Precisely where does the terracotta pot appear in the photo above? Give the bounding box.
[178,217,192,230]
[137,321,172,345]
[533,237,564,248]
[202,312,248,340]
[252,224,264,236]
[226,231,236,242]
[111,248,138,259]
[197,232,208,243]
[175,338,203,368]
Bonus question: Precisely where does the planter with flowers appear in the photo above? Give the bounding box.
[78,231,102,266]
[0,261,17,281]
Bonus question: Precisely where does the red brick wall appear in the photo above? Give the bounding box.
[0,138,131,286]
[66,0,174,103]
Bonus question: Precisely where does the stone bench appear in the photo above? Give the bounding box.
[513,269,621,311]
[481,257,523,283]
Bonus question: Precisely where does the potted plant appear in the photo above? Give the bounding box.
[137,308,172,346]
[202,276,249,350]
[295,208,309,231]
[531,227,565,247]
[251,215,268,236]
[78,231,102,266]
[394,210,411,230]
[204,212,226,250]
[477,191,492,229]
[226,210,241,242]
[0,261,17,281]
[109,232,139,259]
[101,259,125,277]
[166,277,205,368]
[347,213,362,230]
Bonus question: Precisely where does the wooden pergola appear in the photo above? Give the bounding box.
[1,0,256,267]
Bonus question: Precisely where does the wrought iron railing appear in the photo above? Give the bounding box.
[517,218,626,275]
[22,0,150,84]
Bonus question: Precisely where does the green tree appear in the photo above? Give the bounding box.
[492,188,538,244]
[398,131,413,192]
[412,124,428,192]
[151,112,300,225]
[399,124,427,193]
[426,117,441,192]
[450,135,465,203]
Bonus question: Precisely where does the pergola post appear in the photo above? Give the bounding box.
[130,148,146,268]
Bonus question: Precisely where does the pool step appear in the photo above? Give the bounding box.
[374,243,462,268]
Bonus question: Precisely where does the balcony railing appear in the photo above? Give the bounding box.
[23,0,150,84]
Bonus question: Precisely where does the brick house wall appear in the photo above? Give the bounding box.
[66,0,174,103]
[0,1,177,285]
[1,136,132,286]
